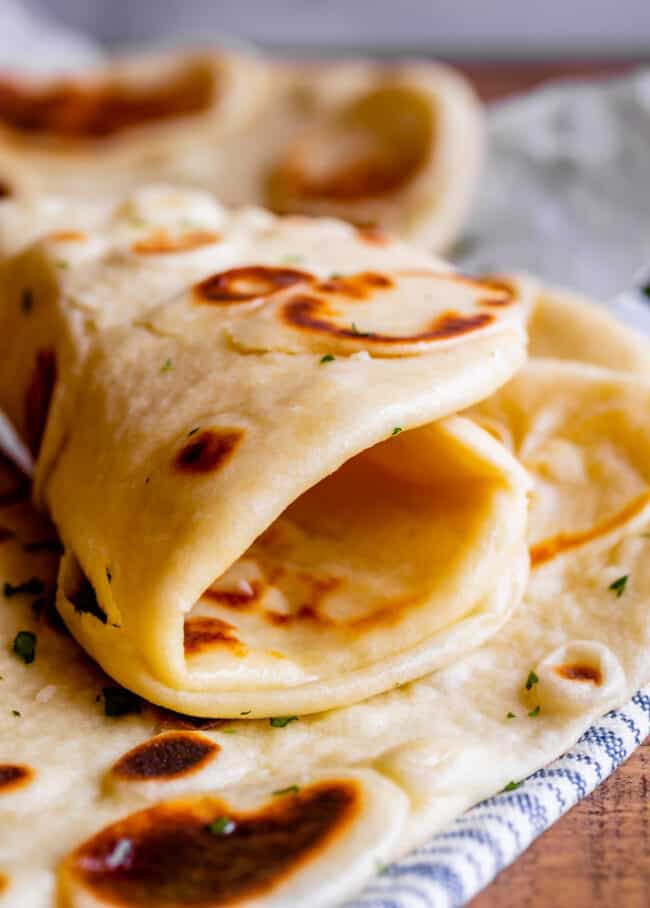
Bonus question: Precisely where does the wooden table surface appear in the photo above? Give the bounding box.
[454,60,650,908]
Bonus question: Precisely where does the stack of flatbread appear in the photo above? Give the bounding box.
[0,50,649,908]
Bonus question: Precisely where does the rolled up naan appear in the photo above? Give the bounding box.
[2,295,650,908]
[0,186,532,717]
[0,52,483,253]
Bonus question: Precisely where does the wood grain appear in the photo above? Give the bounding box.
[452,61,637,103]
[470,737,650,907]
[463,60,649,907]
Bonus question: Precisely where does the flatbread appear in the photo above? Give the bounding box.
[529,282,650,376]
[0,54,483,253]
[0,187,531,717]
[2,358,650,908]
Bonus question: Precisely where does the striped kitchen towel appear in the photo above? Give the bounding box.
[348,687,650,908]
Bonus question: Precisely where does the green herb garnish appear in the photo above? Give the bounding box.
[220,727,237,734]
[161,358,173,372]
[391,427,402,436]
[273,784,300,796]
[525,670,539,691]
[208,816,236,836]
[641,282,650,300]
[503,780,522,791]
[269,715,298,728]
[609,575,628,597]
[11,710,20,717]
[506,711,517,719]
[188,427,200,437]
[4,577,44,598]
[12,630,36,664]
[20,289,33,314]
[102,686,141,718]
[528,705,541,718]
[240,709,252,716]
[320,354,335,364]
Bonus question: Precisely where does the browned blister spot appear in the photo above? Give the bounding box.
[356,225,390,245]
[24,348,57,458]
[112,733,220,782]
[267,85,432,209]
[194,266,313,305]
[530,491,650,567]
[0,873,8,894]
[0,60,215,139]
[476,275,517,308]
[48,229,87,242]
[204,580,263,609]
[0,179,11,198]
[283,294,493,344]
[175,429,242,475]
[0,764,33,793]
[184,616,246,657]
[555,663,603,684]
[132,229,220,255]
[315,271,393,300]
[65,780,360,907]
[266,575,341,628]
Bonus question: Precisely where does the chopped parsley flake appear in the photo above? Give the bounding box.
[4,577,45,598]
[273,784,300,796]
[208,816,236,836]
[13,630,36,664]
[102,685,141,718]
[350,322,372,338]
[641,281,650,300]
[609,575,628,597]
[161,358,173,372]
[240,709,252,716]
[320,354,335,364]
[11,709,20,717]
[506,711,517,719]
[188,427,200,437]
[269,715,298,728]
[220,726,237,734]
[20,289,34,314]
[391,427,402,436]
[528,705,541,718]
[503,780,522,792]
[525,670,539,691]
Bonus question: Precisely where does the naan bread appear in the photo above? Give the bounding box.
[0,50,269,202]
[2,356,650,908]
[0,53,483,253]
[529,282,650,376]
[0,187,531,717]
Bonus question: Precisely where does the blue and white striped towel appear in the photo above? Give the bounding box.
[347,687,650,908]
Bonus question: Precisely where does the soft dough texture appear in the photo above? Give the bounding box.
[2,353,650,908]
[0,52,483,253]
[0,186,531,717]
